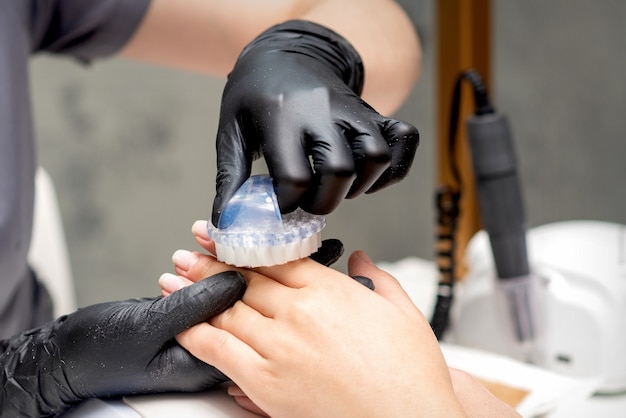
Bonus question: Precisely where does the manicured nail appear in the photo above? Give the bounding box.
[158,273,186,293]
[192,220,208,236]
[172,249,197,272]
[227,384,246,397]
[354,250,374,265]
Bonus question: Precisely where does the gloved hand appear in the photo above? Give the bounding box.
[212,20,420,226]
[308,238,344,267]
[309,239,374,290]
[0,271,246,418]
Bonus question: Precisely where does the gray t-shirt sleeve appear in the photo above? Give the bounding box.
[30,0,152,61]
[0,0,151,337]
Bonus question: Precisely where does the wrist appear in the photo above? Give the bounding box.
[238,19,364,96]
[1,320,81,417]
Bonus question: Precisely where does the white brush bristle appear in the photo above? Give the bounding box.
[213,230,322,267]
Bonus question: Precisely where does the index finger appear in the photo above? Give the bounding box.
[253,256,343,289]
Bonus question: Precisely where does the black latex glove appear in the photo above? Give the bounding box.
[310,238,374,290]
[309,238,344,267]
[212,19,420,226]
[0,271,246,418]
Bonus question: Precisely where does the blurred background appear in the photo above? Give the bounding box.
[30,0,626,307]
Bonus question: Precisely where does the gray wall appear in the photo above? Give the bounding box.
[495,1,626,227]
[30,1,626,307]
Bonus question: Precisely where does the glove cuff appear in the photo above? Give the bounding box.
[0,318,81,417]
[239,19,365,96]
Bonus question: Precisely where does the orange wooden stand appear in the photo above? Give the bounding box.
[436,0,492,278]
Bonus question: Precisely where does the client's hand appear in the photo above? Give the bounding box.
[160,250,465,418]
[161,225,521,418]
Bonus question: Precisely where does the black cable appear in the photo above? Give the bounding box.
[430,68,494,340]
[431,185,460,340]
[448,69,494,188]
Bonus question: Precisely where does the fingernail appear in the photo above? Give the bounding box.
[159,273,186,293]
[172,249,197,272]
[192,220,208,236]
[227,384,246,397]
[355,250,374,265]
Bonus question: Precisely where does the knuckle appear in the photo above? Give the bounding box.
[316,158,356,178]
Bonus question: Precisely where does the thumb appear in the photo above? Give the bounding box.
[212,122,252,226]
[347,251,423,320]
[151,271,246,339]
[309,238,345,267]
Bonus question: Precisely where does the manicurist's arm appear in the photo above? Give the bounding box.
[122,0,421,114]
